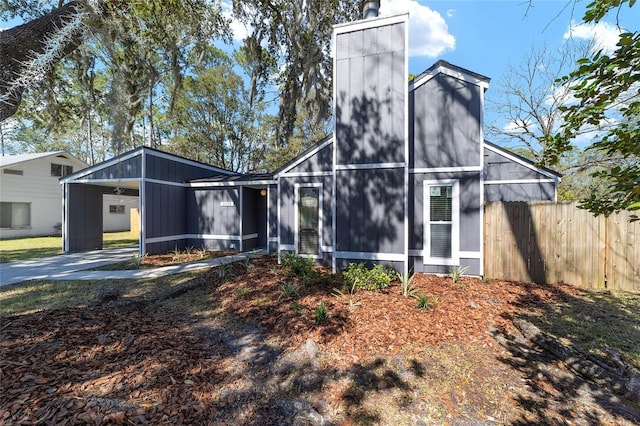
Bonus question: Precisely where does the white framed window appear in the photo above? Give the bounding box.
[423,180,459,265]
[51,163,73,177]
[294,183,322,259]
[0,202,31,228]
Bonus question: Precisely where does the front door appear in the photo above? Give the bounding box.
[298,187,320,256]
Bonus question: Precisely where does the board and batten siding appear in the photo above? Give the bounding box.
[333,14,408,272]
[186,187,240,250]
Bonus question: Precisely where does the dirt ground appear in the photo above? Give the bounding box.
[1,255,639,425]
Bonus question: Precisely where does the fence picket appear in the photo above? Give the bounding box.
[484,202,639,292]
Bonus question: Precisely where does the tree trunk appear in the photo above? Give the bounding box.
[0,1,88,122]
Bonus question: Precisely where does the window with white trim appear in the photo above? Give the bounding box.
[51,163,73,177]
[109,205,125,214]
[0,202,31,228]
[424,180,459,265]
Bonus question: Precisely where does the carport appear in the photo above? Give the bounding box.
[60,147,241,255]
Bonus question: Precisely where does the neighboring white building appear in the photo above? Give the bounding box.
[0,151,138,239]
[102,193,138,232]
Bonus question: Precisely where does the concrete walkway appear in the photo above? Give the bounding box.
[0,247,265,287]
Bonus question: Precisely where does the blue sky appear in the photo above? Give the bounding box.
[2,0,633,148]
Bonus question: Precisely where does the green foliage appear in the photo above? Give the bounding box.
[216,263,236,283]
[290,301,303,313]
[281,252,314,277]
[236,286,250,299]
[314,302,328,323]
[129,253,147,269]
[450,265,470,284]
[551,0,639,220]
[277,281,299,300]
[415,293,439,310]
[198,246,209,259]
[397,272,416,298]
[332,281,361,307]
[342,262,395,291]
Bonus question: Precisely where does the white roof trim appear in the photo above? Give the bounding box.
[145,149,236,176]
[274,137,333,178]
[483,142,560,181]
[1,151,87,169]
[333,12,409,34]
[60,149,142,182]
[410,64,490,92]
[189,180,276,188]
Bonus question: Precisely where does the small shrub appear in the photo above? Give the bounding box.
[332,281,361,307]
[172,247,182,262]
[278,281,299,300]
[129,253,146,269]
[397,272,416,297]
[198,245,209,259]
[290,301,303,312]
[342,262,395,291]
[236,286,250,299]
[301,268,332,287]
[450,265,470,284]
[314,302,328,323]
[415,293,438,310]
[216,263,236,282]
[281,252,314,277]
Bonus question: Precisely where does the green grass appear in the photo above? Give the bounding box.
[0,231,138,263]
[522,289,640,370]
[0,271,201,316]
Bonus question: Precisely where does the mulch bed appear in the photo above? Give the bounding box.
[1,255,637,424]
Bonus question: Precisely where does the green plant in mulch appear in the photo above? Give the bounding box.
[290,301,303,313]
[332,281,361,307]
[198,246,209,259]
[216,263,236,283]
[129,253,147,269]
[415,293,439,310]
[342,262,395,291]
[450,265,470,284]
[277,281,299,300]
[397,272,416,297]
[314,302,328,323]
[281,252,314,277]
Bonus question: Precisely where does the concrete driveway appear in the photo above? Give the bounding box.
[0,247,264,286]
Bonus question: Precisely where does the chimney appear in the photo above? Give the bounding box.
[362,1,380,19]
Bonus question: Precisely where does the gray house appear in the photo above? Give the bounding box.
[61,11,559,276]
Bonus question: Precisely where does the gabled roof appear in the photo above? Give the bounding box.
[410,60,490,92]
[483,140,562,180]
[272,135,333,176]
[0,151,87,168]
[60,146,239,183]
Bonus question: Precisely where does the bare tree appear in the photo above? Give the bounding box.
[486,41,591,166]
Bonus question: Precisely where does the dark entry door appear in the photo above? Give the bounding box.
[298,187,319,256]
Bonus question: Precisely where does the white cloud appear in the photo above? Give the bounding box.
[564,21,623,54]
[446,9,455,18]
[380,0,455,57]
[221,0,250,43]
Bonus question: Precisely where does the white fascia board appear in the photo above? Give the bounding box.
[60,149,142,183]
[333,13,409,34]
[274,137,333,177]
[410,65,490,93]
[483,143,560,181]
[410,166,482,174]
[484,179,557,185]
[336,162,404,170]
[334,251,406,262]
[145,149,237,175]
[188,180,276,188]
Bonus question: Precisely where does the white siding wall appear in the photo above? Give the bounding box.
[0,156,85,239]
[103,194,138,232]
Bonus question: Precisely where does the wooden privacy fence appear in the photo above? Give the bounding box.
[484,202,640,292]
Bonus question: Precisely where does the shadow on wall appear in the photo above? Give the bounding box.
[334,90,404,254]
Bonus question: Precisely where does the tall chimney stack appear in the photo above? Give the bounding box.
[362,1,380,19]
